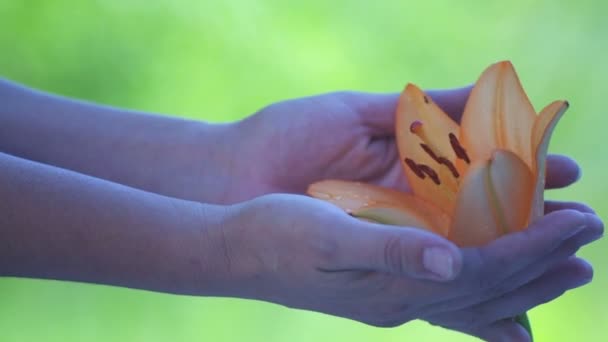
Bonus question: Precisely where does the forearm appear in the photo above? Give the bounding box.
[0,152,228,295]
[0,78,239,203]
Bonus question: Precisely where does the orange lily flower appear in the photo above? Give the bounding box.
[307,61,569,247]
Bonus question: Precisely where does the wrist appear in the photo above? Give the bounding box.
[193,118,273,204]
[220,116,282,201]
[175,120,243,203]
[147,199,235,297]
[195,201,249,297]
[195,198,275,298]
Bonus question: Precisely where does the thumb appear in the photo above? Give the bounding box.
[331,221,462,281]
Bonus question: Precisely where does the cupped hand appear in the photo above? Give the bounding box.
[221,87,597,341]
[210,194,602,341]
[421,201,600,342]
[230,87,580,200]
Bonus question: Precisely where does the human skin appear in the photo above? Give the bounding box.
[0,79,603,341]
[0,80,582,203]
[0,151,601,342]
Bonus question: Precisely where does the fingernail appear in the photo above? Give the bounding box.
[423,247,456,280]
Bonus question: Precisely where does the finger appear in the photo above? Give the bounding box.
[545,201,595,215]
[460,257,592,329]
[431,258,592,332]
[328,220,463,281]
[344,86,472,135]
[341,92,399,134]
[418,212,602,313]
[426,85,473,122]
[545,154,581,189]
[466,319,530,342]
[466,214,601,308]
[455,210,591,293]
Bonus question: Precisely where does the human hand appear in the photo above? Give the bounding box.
[220,87,599,341]
[204,193,602,341]
[420,201,600,342]
[229,87,581,200]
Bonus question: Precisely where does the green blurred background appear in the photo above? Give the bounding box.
[1,0,606,341]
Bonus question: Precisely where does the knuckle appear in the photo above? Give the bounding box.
[430,311,481,331]
[493,255,511,274]
[426,319,444,328]
[475,254,509,291]
[562,240,582,256]
[312,232,340,266]
[388,302,415,319]
[482,282,514,302]
[363,302,415,328]
[368,317,409,328]
[476,274,500,292]
[537,288,567,306]
[379,319,405,328]
[383,235,409,274]
[457,311,485,331]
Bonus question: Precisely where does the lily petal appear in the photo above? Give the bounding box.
[307,180,449,234]
[460,61,536,168]
[530,100,569,219]
[308,179,412,212]
[396,83,461,212]
[354,204,447,236]
[449,150,534,247]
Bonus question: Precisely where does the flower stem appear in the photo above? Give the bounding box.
[515,312,533,341]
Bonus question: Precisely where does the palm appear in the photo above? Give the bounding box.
[238,94,393,195]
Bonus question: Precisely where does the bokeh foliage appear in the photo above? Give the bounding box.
[1,1,606,341]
